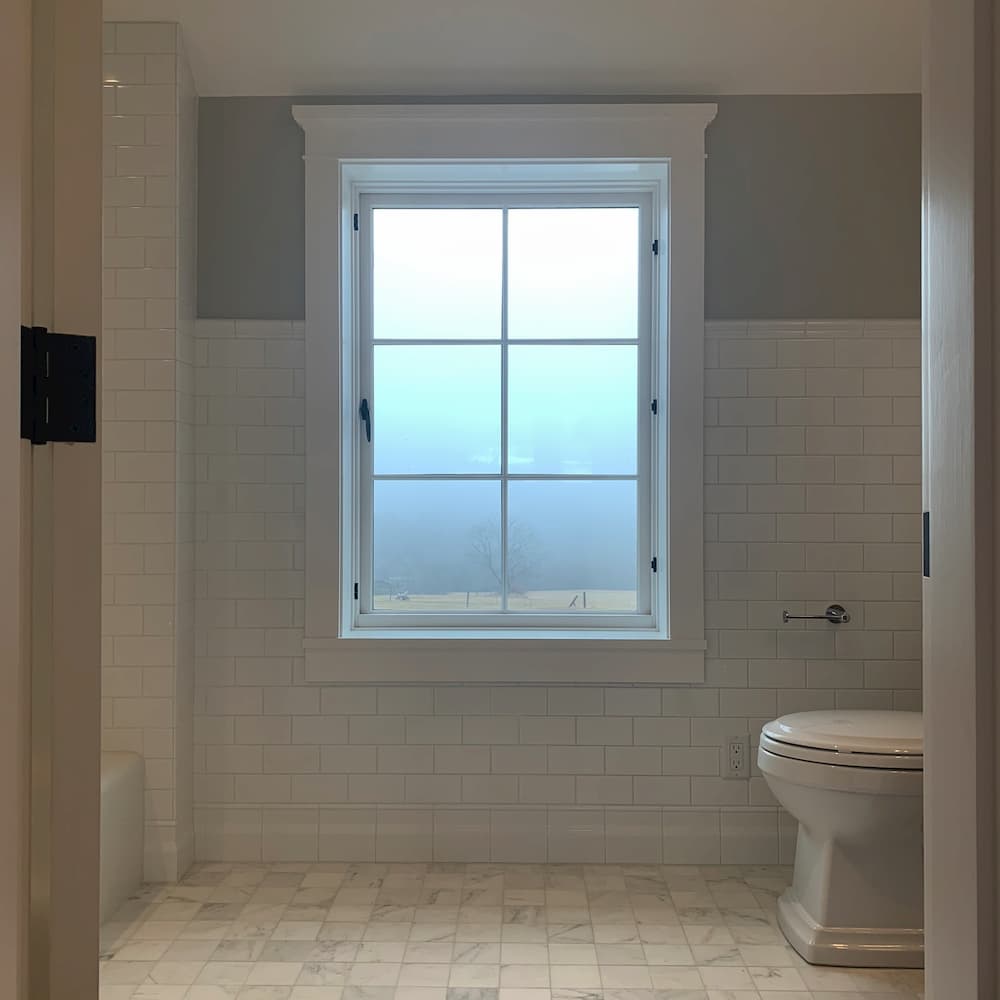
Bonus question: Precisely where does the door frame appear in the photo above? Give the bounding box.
[31,2,103,999]
[0,0,35,995]
[0,0,103,998]
[922,0,999,996]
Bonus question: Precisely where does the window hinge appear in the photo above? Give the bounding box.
[651,398,658,415]
[652,238,659,256]
[353,212,359,232]
[651,557,658,573]
[353,582,359,600]
[20,325,97,446]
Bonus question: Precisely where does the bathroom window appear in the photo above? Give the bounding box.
[295,105,713,682]
[355,195,655,633]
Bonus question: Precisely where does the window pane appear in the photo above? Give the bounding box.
[373,481,501,610]
[508,208,639,340]
[507,481,638,611]
[373,208,502,340]
[508,345,637,475]
[374,345,501,474]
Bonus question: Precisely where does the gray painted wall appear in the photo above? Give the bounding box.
[198,94,920,320]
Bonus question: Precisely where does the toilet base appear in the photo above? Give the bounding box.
[777,889,924,969]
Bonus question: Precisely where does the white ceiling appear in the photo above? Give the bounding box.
[103,0,922,98]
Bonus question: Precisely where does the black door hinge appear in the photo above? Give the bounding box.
[651,557,658,573]
[353,213,359,232]
[652,238,659,256]
[651,398,658,415]
[353,582,359,600]
[922,511,930,578]
[21,326,97,446]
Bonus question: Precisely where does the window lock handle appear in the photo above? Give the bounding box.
[359,398,372,443]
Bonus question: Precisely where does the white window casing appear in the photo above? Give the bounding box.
[294,103,716,684]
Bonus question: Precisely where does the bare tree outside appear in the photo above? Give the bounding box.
[470,518,539,595]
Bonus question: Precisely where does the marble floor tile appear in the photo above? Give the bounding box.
[98,863,924,1000]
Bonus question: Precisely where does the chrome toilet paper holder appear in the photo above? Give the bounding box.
[782,603,851,625]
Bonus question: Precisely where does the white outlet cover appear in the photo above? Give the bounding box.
[723,736,750,778]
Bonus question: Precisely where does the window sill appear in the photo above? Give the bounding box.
[303,637,705,685]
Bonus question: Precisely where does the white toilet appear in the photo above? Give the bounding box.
[757,709,923,969]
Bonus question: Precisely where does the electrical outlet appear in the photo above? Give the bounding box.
[723,735,750,778]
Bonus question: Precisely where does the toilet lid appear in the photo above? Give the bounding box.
[761,710,923,757]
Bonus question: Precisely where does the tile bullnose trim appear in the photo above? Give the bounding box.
[193,802,773,866]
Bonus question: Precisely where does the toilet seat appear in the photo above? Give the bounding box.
[760,732,923,770]
[761,710,923,771]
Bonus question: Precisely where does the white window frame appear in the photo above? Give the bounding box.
[294,104,715,684]
[357,187,656,633]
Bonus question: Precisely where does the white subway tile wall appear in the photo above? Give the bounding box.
[102,22,197,881]
[191,317,921,864]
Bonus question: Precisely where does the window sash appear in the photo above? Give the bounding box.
[351,188,659,631]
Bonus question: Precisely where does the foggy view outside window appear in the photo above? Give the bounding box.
[370,205,641,614]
